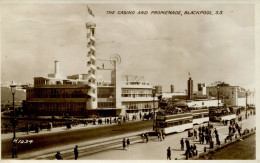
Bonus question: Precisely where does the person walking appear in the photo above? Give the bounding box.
[199,132,202,144]
[144,132,149,143]
[167,147,171,160]
[141,133,145,142]
[194,129,197,139]
[202,133,205,144]
[229,125,232,135]
[122,138,126,150]
[185,139,190,153]
[127,138,130,149]
[180,138,184,150]
[74,145,79,160]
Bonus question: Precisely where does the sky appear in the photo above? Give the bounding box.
[1,3,255,92]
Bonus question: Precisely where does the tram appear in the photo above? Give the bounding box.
[191,108,209,125]
[154,113,193,134]
[209,109,236,122]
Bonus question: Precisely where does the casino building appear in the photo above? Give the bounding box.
[26,7,158,118]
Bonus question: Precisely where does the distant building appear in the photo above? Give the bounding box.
[187,77,193,100]
[197,83,206,95]
[206,85,255,107]
[162,92,186,99]
[154,85,162,94]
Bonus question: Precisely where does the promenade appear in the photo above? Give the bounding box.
[81,114,255,160]
[2,113,255,160]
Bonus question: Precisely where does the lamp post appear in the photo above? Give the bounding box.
[152,88,156,130]
[217,86,220,110]
[245,91,248,119]
[10,84,17,158]
[185,90,187,103]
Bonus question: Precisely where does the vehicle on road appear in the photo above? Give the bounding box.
[154,113,193,134]
[191,108,209,125]
[209,108,236,122]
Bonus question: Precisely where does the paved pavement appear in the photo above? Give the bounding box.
[2,117,139,140]
[2,119,153,159]
[2,111,255,160]
[79,114,255,160]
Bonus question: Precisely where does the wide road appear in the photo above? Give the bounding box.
[1,120,153,158]
[81,115,256,160]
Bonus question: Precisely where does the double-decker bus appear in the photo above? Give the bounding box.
[154,113,193,134]
[191,108,209,125]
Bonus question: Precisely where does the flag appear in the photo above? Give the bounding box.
[87,6,95,17]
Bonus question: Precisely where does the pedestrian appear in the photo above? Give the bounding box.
[202,134,205,144]
[194,129,197,139]
[229,125,232,135]
[26,124,30,134]
[122,138,126,150]
[35,124,39,133]
[40,123,43,131]
[167,147,171,160]
[202,125,205,133]
[55,152,63,160]
[47,122,51,131]
[74,145,78,160]
[199,126,202,133]
[141,133,145,142]
[180,138,184,150]
[145,132,149,143]
[185,139,190,153]
[127,138,130,149]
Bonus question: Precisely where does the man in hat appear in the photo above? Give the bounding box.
[74,145,79,160]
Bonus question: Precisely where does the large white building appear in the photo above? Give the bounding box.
[26,7,158,118]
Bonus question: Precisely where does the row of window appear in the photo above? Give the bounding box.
[122,102,158,110]
[122,89,152,94]
[193,114,209,119]
[98,102,115,108]
[29,102,86,111]
[156,119,192,128]
[30,88,89,98]
[34,79,46,85]
[121,94,152,98]
[125,109,152,113]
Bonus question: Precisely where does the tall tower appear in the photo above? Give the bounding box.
[187,77,193,100]
[170,85,174,93]
[86,6,97,109]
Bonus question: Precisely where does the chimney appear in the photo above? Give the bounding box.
[55,61,59,75]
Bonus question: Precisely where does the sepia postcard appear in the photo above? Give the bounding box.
[1,0,259,162]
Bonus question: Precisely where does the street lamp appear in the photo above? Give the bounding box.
[152,88,156,130]
[10,83,17,158]
[217,86,220,110]
[245,91,248,119]
[185,90,187,103]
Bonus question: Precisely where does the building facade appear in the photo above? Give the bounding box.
[154,85,162,94]
[206,85,255,107]
[26,75,92,116]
